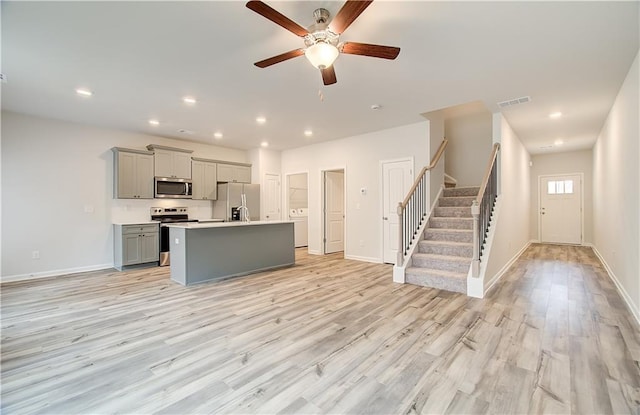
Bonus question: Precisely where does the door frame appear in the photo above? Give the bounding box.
[379,157,414,263]
[321,167,346,255]
[537,172,584,244]
[284,171,309,220]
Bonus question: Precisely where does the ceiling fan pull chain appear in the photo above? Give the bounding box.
[318,88,324,102]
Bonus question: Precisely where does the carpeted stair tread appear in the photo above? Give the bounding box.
[424,228,474,243]
[419,240,473,248]
[418,240,473,257]
[429,217,473,230]
[434,206,472,218]
[406,267,467,278]
[439,196,476,207]
[405,267,467,294]
[443,186,480,197]
[412,252,472,263]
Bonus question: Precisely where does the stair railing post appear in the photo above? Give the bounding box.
[396,202,404,266]
[471,200,480,278]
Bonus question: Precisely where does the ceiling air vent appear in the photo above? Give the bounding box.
[498,96,531,108]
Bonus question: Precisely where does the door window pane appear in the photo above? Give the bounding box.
[564,180,573,194]
[547,179,575,194]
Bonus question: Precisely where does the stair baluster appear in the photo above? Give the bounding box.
[397,139,448,266]
[471,143,500,277]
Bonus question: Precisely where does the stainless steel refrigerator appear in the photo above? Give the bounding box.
[212,183,260,221]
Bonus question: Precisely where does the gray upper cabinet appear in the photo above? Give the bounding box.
[192,158,218,200]
[147,144,193,179]
[217,162,251,183]
[112,147,154,199]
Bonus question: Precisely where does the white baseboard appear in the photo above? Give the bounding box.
[1,263,114,284]
[307,249,322,256]
[344,254,383,264]
[483,240,533,296]
[589,244,640,327]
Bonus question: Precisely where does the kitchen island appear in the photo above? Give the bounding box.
[166,221,295,286]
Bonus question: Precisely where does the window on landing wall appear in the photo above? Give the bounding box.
[547,180,574,195]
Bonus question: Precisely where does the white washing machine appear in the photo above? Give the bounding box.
[290,208,308,248]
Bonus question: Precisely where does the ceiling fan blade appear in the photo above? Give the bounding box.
[330,0,373,34]
[246,1,309,37]
[321,66,337,85]
[254,49,305,68]
[341,42,400,60]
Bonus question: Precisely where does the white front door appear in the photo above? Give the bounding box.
[540,174,582,244]
[382,159,413,264]
[325,170,344,254]
[263,173,281,221]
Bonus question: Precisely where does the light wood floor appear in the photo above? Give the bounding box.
[2,244,639,414]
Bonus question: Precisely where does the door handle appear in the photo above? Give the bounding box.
[383,217,388,220]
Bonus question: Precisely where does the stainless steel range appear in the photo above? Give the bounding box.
[151,207,198,266]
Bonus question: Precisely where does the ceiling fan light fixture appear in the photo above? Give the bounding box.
[305,42,339,69]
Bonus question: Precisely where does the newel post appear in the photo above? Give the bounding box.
[471,200,480,278]
[396,203,404,266]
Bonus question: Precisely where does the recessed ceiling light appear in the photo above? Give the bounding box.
[75,88,93,97]
[554,139,564,146]
[148,119,160,126]
[256,116,267,124]
[549,112,562,119]
[261,141,269,147]
[304,129,313,137]
[183,97,197,104]
[370,104,382,110]
[214,132,223,139]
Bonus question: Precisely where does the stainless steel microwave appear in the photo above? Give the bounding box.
[154,177,192,199]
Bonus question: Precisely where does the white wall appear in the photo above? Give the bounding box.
[281,121,430,262]
[444,112,493,187]
[248,147,281,185]
[424,114,445,206]
[529,150,593,244]
[482,113,532,291]
[592,50,639,321]
[1,111,247,279]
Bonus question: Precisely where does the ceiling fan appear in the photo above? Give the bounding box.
[246,0,400,86]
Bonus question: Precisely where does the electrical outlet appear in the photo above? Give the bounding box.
[359,239,364,247]
[175,238,180,245]
[32,251,40,259]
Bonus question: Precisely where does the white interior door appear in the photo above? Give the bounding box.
[382,159,413,264]
[540,174,582,244]
[263,173,281,221]
[325,170,344,254]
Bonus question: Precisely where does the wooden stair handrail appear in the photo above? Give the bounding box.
[475,143,501,205]
[399,139,448,210]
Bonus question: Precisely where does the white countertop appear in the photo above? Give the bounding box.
[113,221,160,226]
[165,220,294,229]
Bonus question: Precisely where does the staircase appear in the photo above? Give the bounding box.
[405,186,480,294]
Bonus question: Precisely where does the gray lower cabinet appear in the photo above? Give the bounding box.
[114,224,159,271]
